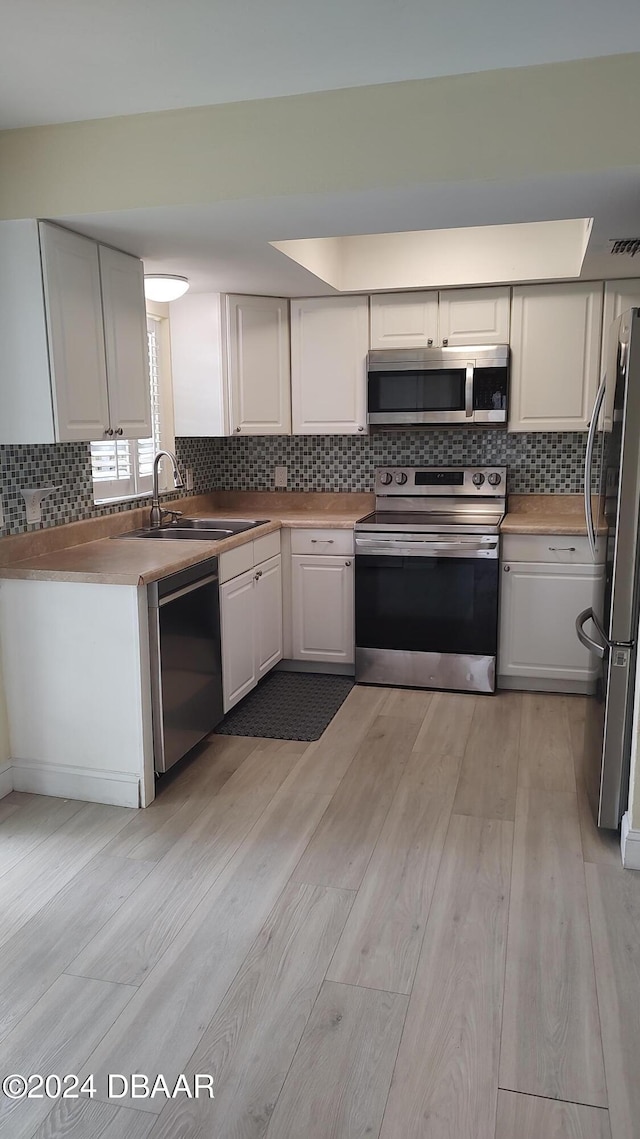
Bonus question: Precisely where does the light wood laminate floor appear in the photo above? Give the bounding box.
[0,688,638,1139]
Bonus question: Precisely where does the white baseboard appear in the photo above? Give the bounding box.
[0,762,12,800]
[497,676,596,695]
[620,812,640,871]
[10,759,140,808]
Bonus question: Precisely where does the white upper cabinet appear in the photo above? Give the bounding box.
[170,294,228,436]
[370,291,438,349]
[601,280,640,428]
[290,295,369,434]
[438,287,510,345]
[368,287,510,349]
[99,245,151,440]
[0,220,149,444]
[170,293,290,436]
[509,282,604,432]
[226,295,291,435]
[40,222,111,442]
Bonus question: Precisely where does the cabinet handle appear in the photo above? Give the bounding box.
[254,570,262,581]
[357,425,365,432]
[503,564,510,572]
[345,560,352,567]
[104,428,114,436]
[235,426,241,433]
[427,338,433,346]
[442,338,449,346]
[548,546,576,552]
[114,427,124,436]
[311,539,334,544]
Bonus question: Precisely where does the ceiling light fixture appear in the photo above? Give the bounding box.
[143,274,190,302]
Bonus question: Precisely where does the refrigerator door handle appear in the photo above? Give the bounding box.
[584,376,607,560]
[576,607,607,659]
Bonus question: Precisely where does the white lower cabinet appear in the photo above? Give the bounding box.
[498,535,605,693]
[220,567,258,710]
[291,554,354,664]
[257,555,284,677]
[220,553,283,711]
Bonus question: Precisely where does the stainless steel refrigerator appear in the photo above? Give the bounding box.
[577,307,640,829]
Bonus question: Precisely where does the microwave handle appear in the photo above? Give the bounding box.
[465,363,474,418]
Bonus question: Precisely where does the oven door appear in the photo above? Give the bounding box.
[355,535,499,692]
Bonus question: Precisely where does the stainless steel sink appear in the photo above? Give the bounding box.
[114,517,269,541]
[115,527,235,541]
[176,518,269,533]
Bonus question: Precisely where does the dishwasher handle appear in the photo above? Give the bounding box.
[158,572,218,607]
[148,555,219,607]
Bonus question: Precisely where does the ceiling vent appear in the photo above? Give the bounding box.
[609,239,640,257]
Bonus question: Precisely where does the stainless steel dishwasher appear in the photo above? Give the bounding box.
[148,557,224,774]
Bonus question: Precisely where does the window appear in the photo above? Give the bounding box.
[91,315,173,503]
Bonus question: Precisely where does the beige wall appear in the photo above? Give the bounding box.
[1,54,639,220]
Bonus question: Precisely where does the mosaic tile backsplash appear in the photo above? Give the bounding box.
[182,429,598,496]
[0,430,597,536]
[0,440,207,536]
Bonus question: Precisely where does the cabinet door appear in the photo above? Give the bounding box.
[498,560,605,686]
[601,280,640,428]
[509,282,604,431]
[39,222,110,442]
[291,296,368,434]
[255,555,283,677]
[438,287,510,345]
[99,245,151,440]
[369,291,438,349]
[169,293,229,436]
[291,555,354,663]
[227,295,291,435]
[220,568,257,711]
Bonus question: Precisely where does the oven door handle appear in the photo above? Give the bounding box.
[355,537,498,556]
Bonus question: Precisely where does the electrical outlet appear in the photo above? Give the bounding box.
[185,467,194,492]
[274,466,288,489]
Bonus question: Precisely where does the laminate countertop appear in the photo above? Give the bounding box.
[0,492,373,586]
[0,491,607,585]
[500,495,607,536]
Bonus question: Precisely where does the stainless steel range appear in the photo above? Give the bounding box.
[355,466,506,694]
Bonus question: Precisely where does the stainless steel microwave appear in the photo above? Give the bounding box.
[367,345,509,426]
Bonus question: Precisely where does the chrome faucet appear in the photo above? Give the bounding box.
[149,450,184,528]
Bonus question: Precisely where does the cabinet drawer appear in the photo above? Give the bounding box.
[253,530,281,564]
[501,533,604,564]
[290,528,354,556]
[220,531,281,583]
[219,540,255,584]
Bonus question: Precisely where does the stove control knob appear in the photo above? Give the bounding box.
[472,472,486,487]
[379,471,393,486]
[395,472,408,485]
[487,472,502,486]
